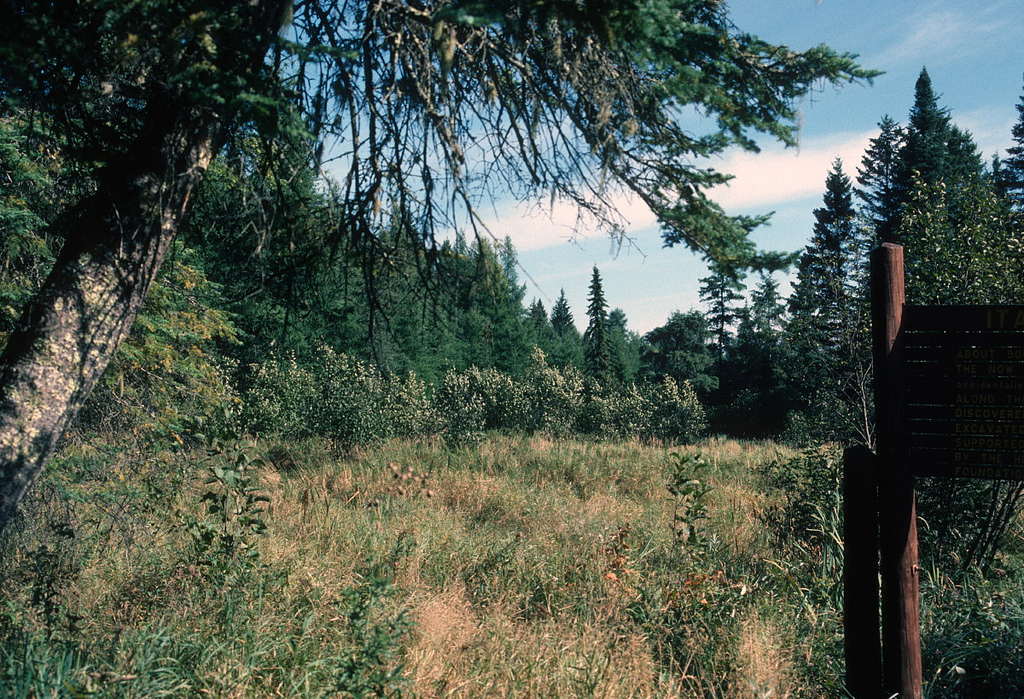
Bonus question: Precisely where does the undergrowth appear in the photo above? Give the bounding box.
[1,435,1022,696]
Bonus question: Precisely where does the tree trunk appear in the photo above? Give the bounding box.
[0,97,217,533]
[0,1,287,535]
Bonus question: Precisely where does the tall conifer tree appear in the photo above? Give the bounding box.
[787,159,869,441]
[900,68,953,190]
[526,299,557,355]
[699,264,746,368]
[583,267,611,380]
[550,290,577,337]
[607,308,640,384]
[1005,76,1024,208]
[857,115,906,243]
[721,274,792,437]
[549,289,584,370]
[789,159,862,349]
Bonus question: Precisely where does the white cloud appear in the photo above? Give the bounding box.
[483,130,877,254]
[480,190,658,253]
[870,1,1018,69]
[708,131,876,211]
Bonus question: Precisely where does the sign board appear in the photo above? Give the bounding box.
[904,305,1024,479]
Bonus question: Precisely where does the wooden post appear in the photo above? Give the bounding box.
[871,243,922,698]
[844,444,881,698]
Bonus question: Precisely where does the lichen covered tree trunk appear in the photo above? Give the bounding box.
[0,0,288,534]
[0,96,219,532]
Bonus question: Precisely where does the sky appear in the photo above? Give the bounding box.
[483,0,1024,334]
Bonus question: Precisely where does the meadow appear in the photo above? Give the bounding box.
[1,434,1022,697]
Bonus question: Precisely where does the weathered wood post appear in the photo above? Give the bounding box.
[871,243,922,698]
[843,444,881,698]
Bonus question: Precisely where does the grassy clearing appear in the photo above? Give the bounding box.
[1,435,1022,696]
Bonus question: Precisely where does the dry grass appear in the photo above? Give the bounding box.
[732,611,796,699]
[1,434,847,697]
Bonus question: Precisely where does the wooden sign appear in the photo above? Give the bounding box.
[904,305,1024,479]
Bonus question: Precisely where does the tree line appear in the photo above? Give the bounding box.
[2,67,1023,456]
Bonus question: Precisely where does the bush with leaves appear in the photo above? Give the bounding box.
[176,421,270,579]
[520,348,586,436]
[313,346,397,449]
[243,346,435,448]
[647,377,707,444]
[380,371,437,441]
[576,376,706,444]
[241,352,319,439]
[601,384,655,440]
[434,365,527,436]
[433,368,487,444]
[758,444,843,549]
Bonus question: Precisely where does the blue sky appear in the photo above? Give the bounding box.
[487,0,1024,334]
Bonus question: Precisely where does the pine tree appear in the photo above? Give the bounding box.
[1005,76,1024,208]
[787,159,870,441]
[856,115,905,244]
[526,298,557,354]
[945,125,985,185]
[550,290,577,337]
[583,267,611,380]
[548,288,584,369]
[528,298,549,331]
[900,68,953,190]
[698,264,746,368]
[789,159,862,349]
[720,274,792,437]
[607,308,640,384]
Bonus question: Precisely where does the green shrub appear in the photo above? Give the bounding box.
[758,444,843,548]
[242,352,319,438]
[313,346,396,448]
[381,372,437,440]
[576,376,706,444]
[647,377,707,444]
[434,368,487,444]
[520,348,585,436]
[242,346,436,448]
[242,346,707,449]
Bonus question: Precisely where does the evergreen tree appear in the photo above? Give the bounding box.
[888,68,1002,305]
[607,308,641,384]
[526,298,557,356]
[698,264,746,368]
[789,159,863,349]
[455,238,531,374]
[900,68,952,190]
[898,68,985,201]
[720,274,793,437]
[856,115,906,244]
[945,124,986,185]
[549,289,585,370]
[787,159,870,441]
[550,290,577,337]
[1005,76,1024,208]
[498,237,528,312]
[992,155,1014,204]
[583,267,611,380]
[641,310,718,395]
